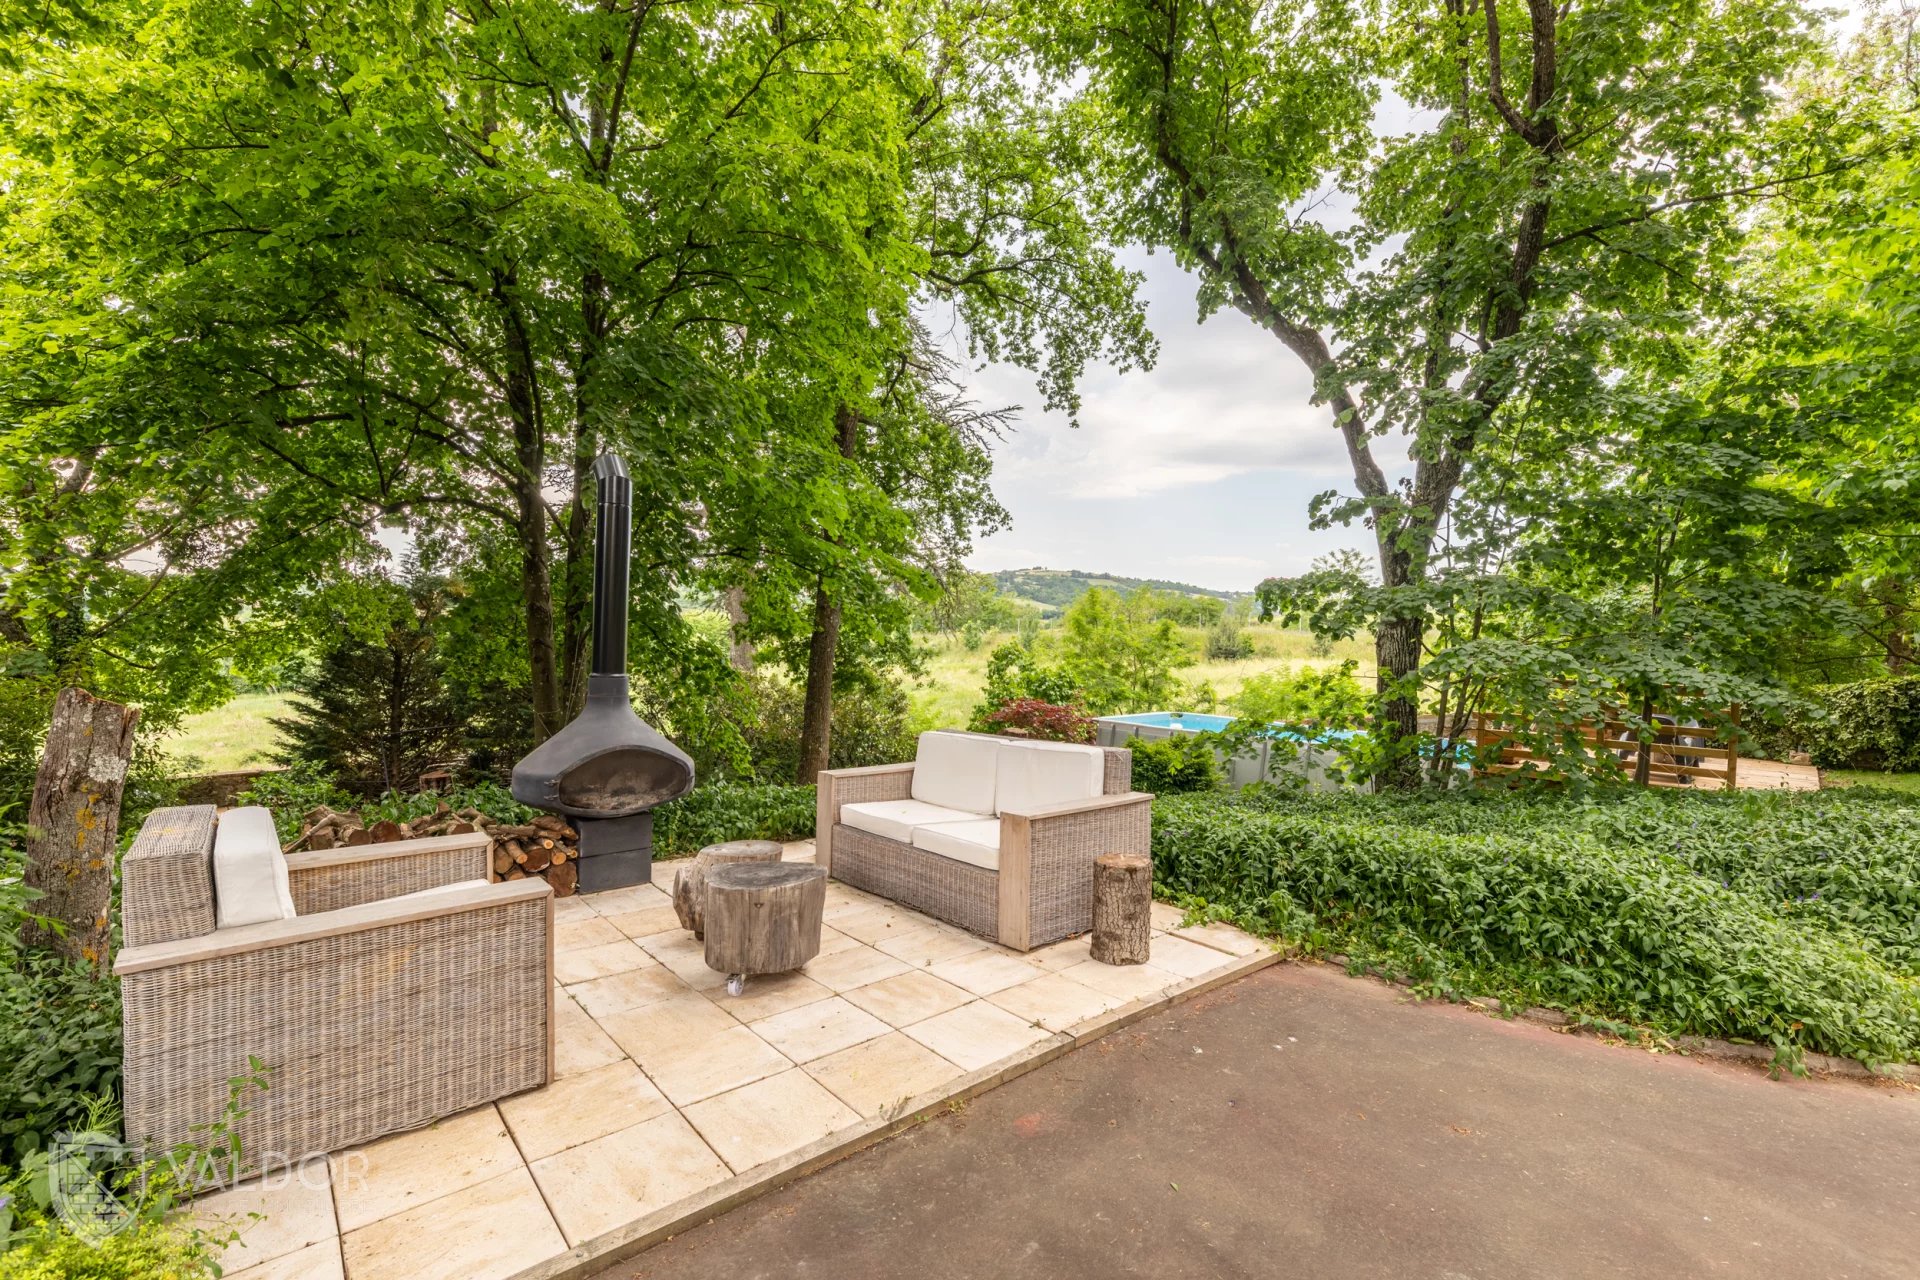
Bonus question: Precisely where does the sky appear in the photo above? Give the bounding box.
[944,247,1393,595]
[951,4,1874,596]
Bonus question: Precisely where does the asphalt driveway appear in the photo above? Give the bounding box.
[595,962,1920,1280]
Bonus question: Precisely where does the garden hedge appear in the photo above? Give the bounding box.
[1152,788,1920,1068]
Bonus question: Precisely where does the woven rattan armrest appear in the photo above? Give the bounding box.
[284,832,491,914]
[816,762,916,877]
[995,791,1154,950]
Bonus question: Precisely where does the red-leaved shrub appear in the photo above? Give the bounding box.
[982,698,1097,744]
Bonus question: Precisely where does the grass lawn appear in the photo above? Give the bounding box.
[907,624,1374,733]
[1825,769,1920,795]
[166,691,291,773]
[167,623,1369,769]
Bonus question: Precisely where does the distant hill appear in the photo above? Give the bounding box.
[991,567,1249,612]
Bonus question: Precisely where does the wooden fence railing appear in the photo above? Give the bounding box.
[1469,709,1741,790]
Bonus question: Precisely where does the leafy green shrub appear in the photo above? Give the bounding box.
[1204,622,1253,661]
[729,674,915,784]
[0,1088,258,1279]
[970,644,1081,729]
[1151,788,1920,1067]
[0,1208,213,1279]
[1775,676,1920,771]
[1128,737,1220,794]
[1057,588,1190,714]
[1229,661,1369,729]
[0,954,122,1165]
[652,784,817,857]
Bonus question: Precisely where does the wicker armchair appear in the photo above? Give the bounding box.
[114,805,552,1173]
[817,734,1151,951]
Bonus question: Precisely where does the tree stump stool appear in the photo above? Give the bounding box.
[672,839,784,940]
[1090,852,1152,965]
[703,862,827,996]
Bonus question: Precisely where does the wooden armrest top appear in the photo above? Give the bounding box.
[284,831,490,875]
[114,878,551,976]
[999,791,1154,821]
[820,762,916,780]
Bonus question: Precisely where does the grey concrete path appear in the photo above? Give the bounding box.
[594,963,1920,1280]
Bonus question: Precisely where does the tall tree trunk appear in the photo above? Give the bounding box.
[797,580,842,783]
[796,403,860,782]
[21,688,138,975]
[721,585,755,674]
[557,441,595,720]
[1632,691,1657,786]
[494,265,563,742]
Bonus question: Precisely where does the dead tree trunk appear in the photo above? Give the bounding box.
[1090,852,1153,965]
[21,688,139,974]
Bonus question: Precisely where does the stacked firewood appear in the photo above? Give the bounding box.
[284,804,584,897]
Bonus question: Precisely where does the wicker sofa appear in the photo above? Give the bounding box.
[816,731,1151,951]
[113,805,552,1172]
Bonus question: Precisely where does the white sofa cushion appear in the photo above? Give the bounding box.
[994,740,1105,815]
[212,806,297,929]
[909,731,1000,814]
[910,818,1001,871]
[840,799,986,843]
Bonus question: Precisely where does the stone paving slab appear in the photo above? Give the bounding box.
[194,841,1275,1280]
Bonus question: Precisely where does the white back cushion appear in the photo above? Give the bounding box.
[910,732,1000,814]
[213,806,296,929]
[994,741,1105,815]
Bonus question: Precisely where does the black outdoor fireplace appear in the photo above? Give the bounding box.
[511,454,695,892]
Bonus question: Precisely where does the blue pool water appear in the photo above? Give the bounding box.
[1100,712,1363,745]
[1102,711,1236,732]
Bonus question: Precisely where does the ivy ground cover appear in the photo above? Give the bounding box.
[1152,786,1920,1070]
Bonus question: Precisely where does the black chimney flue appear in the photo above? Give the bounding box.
[590,454,630,676]
[510,451,695,891]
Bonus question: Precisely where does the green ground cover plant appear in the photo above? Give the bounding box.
[651,784,818,858]
[1127,737,1221,794]
[1153,788,1920,1070]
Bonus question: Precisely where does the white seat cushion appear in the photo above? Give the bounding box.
[212,806,297,929]
[840,799,987,843]
[909,731,1001,815]
[910,819,1001,871]
[994,741,1105,815]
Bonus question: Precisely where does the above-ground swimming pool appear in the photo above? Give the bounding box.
[1095,712,1361,790]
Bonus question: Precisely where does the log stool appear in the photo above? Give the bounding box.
[703,862,828,996]
[1090,852,1152,965]
[672,839,784,940]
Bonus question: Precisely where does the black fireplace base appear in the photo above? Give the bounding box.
[575,812,654,893]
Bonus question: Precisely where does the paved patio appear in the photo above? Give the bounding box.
[191,842,1272,1280]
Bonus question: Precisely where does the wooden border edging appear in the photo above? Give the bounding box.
[505,945,1283,1280]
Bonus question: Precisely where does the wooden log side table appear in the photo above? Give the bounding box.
[1090,852,1152,965]
[672,839,784,940]
[703,862,828,996]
